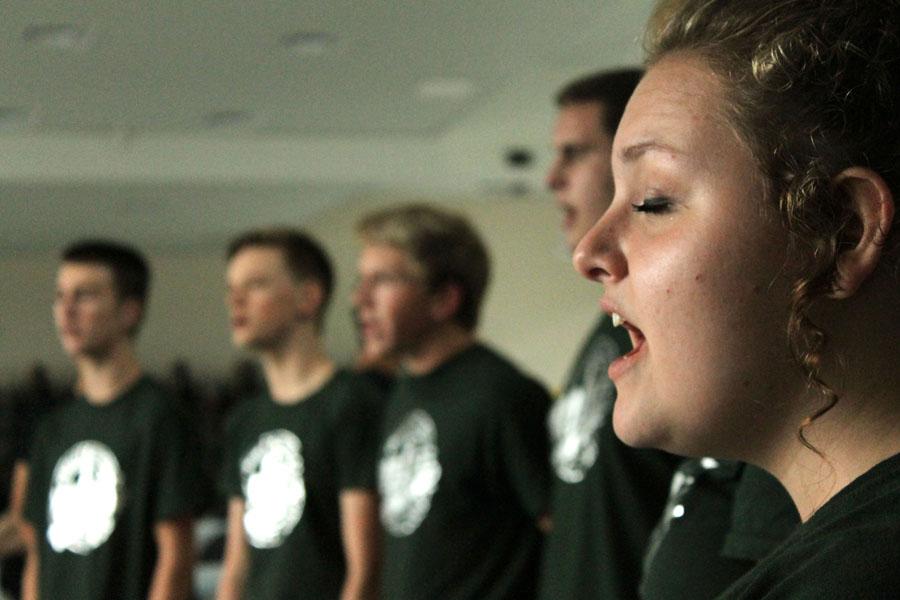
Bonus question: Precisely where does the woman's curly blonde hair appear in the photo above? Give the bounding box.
[645,0,900,451]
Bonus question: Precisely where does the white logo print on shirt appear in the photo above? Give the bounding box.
[548,336,619,483]
[379,409,442,536]
[47,440,123,554]
[241,429,306,548]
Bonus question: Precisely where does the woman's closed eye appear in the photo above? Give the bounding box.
[631,196,673,214]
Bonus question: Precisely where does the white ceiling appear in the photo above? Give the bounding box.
[0,0,654,253]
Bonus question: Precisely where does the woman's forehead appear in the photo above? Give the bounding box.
[613,55,736,171]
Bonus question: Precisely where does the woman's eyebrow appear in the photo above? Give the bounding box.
[618,140,684,164]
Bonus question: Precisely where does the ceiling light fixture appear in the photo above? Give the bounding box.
[280,31,335,55]
[22,23,92,50]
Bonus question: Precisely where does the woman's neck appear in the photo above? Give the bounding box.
[765,279,900,521]
[770,402,900,521]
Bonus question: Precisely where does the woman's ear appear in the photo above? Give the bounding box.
[830,167,895,299]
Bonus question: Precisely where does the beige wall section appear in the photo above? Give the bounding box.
[0,196,604,392]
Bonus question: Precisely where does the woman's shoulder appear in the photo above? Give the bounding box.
[721,454,900,599]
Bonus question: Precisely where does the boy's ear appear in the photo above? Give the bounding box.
[829,167,894,299]
[119,298,143,333]
[429,282,463,323]
[296,280,324,320]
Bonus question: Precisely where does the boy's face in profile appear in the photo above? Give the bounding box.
[226,246,304,351]
[54,262,135,359]
[353,243,435,362]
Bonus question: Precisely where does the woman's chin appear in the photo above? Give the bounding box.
[611,400,670,451]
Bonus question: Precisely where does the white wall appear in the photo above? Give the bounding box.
[1,195,604,392]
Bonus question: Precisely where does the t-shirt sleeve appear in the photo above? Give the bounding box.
[152,403,205,522]
[13,396,40,462]
[334,378,385,491]
[487,376,553,520]
[23,418,50,528]
[218,406,245,500]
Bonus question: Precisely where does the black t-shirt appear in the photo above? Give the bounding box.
[722,464,799,562]
[24,376,202,600]
[379,343,551,600]
[718,452,900,599]
[221,369,384,600]
[539,317,680,600]
[640,459,798,600]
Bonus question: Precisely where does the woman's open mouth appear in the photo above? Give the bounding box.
[609,312,647,380]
